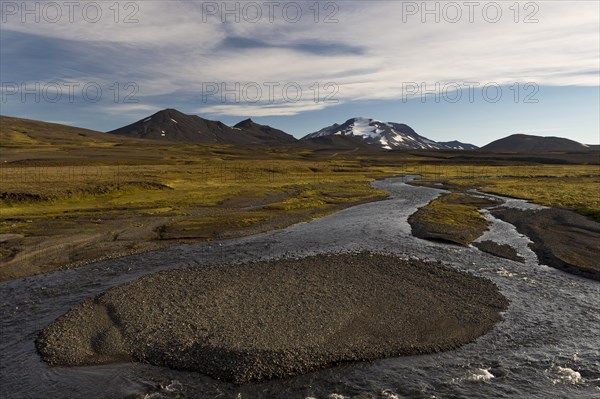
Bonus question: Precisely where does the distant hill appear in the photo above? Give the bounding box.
[0,115,130,146]
[108,109,254,145]
[481,134,592,152]
[233,118,297,145]
[108,109,296,146]
[302,117,477,151]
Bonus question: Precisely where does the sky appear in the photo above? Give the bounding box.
[1,0,599,146]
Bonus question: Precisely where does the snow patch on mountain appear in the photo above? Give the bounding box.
[303,117,478,151]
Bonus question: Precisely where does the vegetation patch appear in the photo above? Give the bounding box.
[0,157,392,280]
[407,165,599,222]
[477,177,600,222]
[408,193,492,245]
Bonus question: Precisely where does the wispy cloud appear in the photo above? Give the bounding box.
[102,104,162,115]
[1,0,598,119]
[199,101,333,117]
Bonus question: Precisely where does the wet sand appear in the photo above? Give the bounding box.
[37,253,508,384]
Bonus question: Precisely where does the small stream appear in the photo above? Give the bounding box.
[1,177,598,399]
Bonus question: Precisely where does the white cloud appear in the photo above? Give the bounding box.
[199,100,334,117]
[103,104,160,113]
[101,103,161,115]
[2,1,222,45]
[2,1,598,117]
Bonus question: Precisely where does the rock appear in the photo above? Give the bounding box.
[473,240,525,263]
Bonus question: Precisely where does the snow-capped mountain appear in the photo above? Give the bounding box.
[302,117,477,150]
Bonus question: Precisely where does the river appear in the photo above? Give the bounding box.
[1,177,598,398]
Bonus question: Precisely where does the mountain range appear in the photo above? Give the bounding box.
[4,108,596,153]
[108,110,479,151]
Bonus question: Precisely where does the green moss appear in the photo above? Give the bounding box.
[419,194,488,227]
[409,193,490,245]
[412,171,600,222]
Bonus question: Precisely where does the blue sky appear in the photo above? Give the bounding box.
[1,1,599,145]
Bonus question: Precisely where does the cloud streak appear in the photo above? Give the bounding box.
[1,0,598,119]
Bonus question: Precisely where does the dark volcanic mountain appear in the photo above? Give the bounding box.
[108,109,250,144]
[233,119,297,145]
[302,117,477,151]
[481,134,591,152]
[108,109,294,145]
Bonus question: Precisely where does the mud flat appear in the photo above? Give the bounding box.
[491,207,600,281]
[37,253,508,384]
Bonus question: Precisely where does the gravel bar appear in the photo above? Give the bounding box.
[37,252,508,383]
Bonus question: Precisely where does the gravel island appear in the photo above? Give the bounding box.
[37,253,508,383]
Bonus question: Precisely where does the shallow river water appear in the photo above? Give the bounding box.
[1,177,599,399]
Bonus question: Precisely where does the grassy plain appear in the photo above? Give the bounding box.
[404,164,600,221]
[1,115,599,280]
